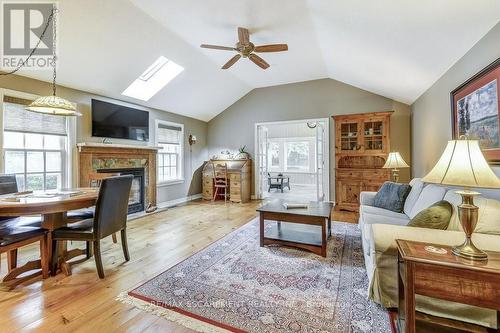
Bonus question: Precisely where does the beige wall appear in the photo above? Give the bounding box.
[0,74,208,203]
[411,22,500,180]
[207,78,411,199]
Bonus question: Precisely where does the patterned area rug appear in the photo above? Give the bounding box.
[118,219,390,332]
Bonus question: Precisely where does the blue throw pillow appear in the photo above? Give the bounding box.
[373,182,412,213]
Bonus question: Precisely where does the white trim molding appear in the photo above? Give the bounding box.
[157,193,202,209]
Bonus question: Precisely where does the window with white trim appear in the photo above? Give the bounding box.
[2,95,68,191]
[267,137,316,173]
[156,120,184,183]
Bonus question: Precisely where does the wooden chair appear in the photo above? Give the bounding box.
[67,172,120,243]
[212,163,229,203]
[0,175,48,289]
[51,175,133,279]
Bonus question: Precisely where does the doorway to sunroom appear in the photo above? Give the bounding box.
[254,118,329,202]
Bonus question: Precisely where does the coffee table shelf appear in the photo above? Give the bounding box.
[257,200,333,257]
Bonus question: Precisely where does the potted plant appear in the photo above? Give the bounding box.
[237,145,249,159]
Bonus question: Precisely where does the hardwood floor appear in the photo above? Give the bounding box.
[0,199,356,332]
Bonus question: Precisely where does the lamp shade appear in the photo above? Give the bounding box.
[383,152,409,169]
[422,139,500,189]
[26,95,81,116]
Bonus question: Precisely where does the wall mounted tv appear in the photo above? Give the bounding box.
[92,99,149,141]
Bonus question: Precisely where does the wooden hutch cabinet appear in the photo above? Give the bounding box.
[333,111,393,212]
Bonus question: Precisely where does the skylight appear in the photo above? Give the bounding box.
[122,56,184,101]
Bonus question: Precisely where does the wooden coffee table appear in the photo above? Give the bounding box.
[257,200,333,257]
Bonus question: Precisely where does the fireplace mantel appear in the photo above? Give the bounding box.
[77,143,159,208]
[77,142,162,151]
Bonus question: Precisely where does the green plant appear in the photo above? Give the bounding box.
[239,145,247,153]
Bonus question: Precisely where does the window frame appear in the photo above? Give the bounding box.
[155,119,184,186]
[0,88,76,190]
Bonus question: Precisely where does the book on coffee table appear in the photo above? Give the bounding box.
[283,202,308,209]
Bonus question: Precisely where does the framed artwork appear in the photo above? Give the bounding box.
[451,58,500,163]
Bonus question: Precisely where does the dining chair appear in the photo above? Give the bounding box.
[51,175,133,279]
[0,174,49,289]
[67,172,120,243]
[212,163,229,203]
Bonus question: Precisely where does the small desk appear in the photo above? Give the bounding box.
[396,239,500,333]
[257,200,333,257]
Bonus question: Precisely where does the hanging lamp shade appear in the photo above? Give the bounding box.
[25,95,80,116]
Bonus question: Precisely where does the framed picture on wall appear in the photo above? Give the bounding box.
[451,58,500,164]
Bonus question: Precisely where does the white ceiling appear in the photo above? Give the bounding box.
[16,0,500,121]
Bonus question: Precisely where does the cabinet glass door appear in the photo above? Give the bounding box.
[340,122,359,151]
[363,121,384,151]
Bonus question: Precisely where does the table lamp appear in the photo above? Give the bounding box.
[383,152,409,183]
[422,137,500,260]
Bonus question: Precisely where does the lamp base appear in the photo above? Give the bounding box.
[452,190,488,261]
[452,238,488,261]
[391,169,400,183]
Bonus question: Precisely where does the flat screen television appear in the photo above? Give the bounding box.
[92,99,149,141]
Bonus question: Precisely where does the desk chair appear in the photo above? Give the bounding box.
[212,163,229,204]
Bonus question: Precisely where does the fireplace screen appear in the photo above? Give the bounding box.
[97,168,145,214]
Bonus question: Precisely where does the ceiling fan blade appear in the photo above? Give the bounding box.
[200,44,236,51]
[249,54,270,69]
[254,44,288,52]
[238,27,250,44]
[222,54,241,69]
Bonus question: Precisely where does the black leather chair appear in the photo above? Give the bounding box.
[67,172,121,244]
[0,175,48,288]
[51,175,133,279]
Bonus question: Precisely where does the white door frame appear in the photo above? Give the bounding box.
[254,118,330,201]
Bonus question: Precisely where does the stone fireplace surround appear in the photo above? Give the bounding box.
[77,143,160,211]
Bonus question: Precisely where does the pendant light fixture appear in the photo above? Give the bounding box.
[25,7,81,116]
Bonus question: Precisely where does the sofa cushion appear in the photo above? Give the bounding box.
[361,205,411,220]
[408,200,453,230]
[404,178,424,216]
[446,192,500,235]
[360,212,409,227]
[373,182,412,213]
[408,184,447,219]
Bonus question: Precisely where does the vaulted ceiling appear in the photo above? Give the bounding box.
[16,0,500,121]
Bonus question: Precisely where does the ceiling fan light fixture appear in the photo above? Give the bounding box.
[26,95,81,116]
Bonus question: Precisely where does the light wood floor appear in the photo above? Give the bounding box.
[0,199,357,332]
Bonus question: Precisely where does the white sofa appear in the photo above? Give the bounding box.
[359,178,500,328]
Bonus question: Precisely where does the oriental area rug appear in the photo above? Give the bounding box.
[117,219,391,333]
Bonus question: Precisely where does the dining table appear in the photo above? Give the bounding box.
[0,188,99,275]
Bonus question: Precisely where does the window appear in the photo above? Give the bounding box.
[2,95,68,191]
[156,120,184,184]
[268,141,280,169]
[267,137,315,173]
[122,56,184,101]
[286,141,310,171]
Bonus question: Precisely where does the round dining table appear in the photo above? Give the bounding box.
[0,188,99,275]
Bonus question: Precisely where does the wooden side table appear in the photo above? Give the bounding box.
[396,239,500,333]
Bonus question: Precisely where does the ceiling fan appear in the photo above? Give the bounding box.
[200,27,288,70]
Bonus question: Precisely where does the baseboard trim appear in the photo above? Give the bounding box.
[127,194,202,222]
[157,193,203,209]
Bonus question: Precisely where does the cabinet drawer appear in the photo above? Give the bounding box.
[363,169,389,179]
[337,170,364,179]
[229,173,240,181]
